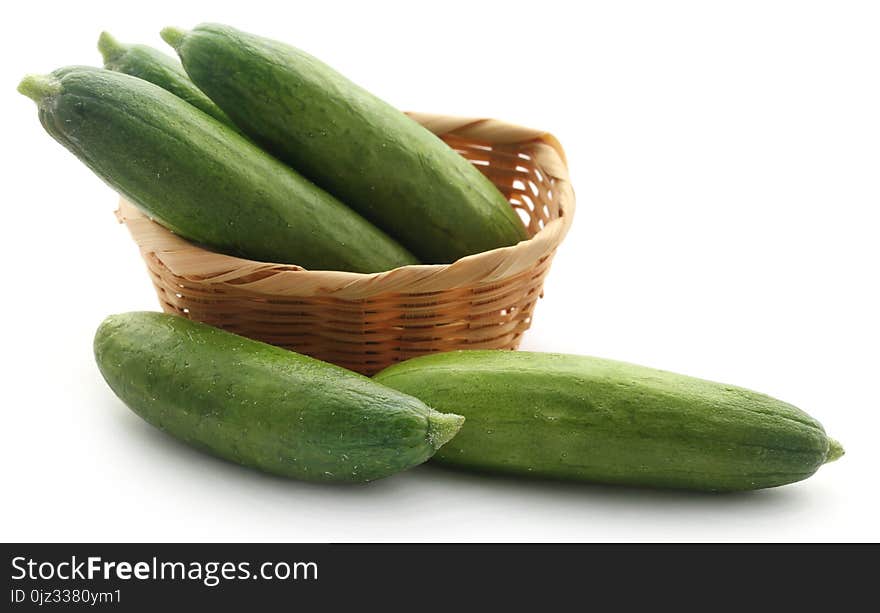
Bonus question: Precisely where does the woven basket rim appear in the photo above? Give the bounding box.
[118,112,575,299]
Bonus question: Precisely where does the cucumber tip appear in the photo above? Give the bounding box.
[97,31,125,63]
[160,27,188,51]
[17,74,60,104]
[427,412,465,450]
[825,438,844,463]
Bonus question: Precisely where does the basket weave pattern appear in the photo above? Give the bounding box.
[118,113,575,374]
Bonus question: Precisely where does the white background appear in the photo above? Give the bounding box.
[2,0,878,542]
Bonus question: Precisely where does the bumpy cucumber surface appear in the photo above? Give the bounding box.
[162,24,528,264]
[374,351,843,491]
[18,67,417,272]
[98,31,236,128]
[94,312,464,482]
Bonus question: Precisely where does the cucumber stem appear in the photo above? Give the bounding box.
[97,31,127,64]
[17,74,61,104]
[426,411,465,450]
[825,438,844,463]
[160,27,188,51]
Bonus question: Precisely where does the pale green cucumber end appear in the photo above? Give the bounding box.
[97,31,126,64]
[825,438,844,463]
[426,411,465,450]
[160,27,188,51]
[17,74,61,104]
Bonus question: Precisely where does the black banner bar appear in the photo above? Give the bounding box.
[1,543,873,610]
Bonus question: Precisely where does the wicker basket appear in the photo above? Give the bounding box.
[117,113,575,375]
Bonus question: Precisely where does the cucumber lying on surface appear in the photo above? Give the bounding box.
[17,67,418,273]
[374,351,843,491]
[94,312,464,482]
[98,31,236,128]
[162,23,528,264]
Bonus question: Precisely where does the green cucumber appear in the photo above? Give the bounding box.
[94,312,464,482]
[98,31,236,128]
[162,24,528,264]
[374,351,843,491]
[18,67,417,272]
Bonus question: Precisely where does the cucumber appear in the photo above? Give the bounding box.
[98,31,236,128]
[94,312,464,482]
[161,24,528,264]
[374,351,843,491]
[18,67,417,272]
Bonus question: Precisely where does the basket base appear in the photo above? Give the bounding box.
[147,251,553,375]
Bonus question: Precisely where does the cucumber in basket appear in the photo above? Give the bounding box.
[98,31,236,128]
[94,312,464,482]
[161,24,529,264]
[374,351,843,491]
[17,66,418,273]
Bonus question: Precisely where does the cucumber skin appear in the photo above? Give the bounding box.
[100,35,236,128]
[94,312,462,483]
[30,67,417,273]
[169,24,528,264]
[374,351,837,491]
